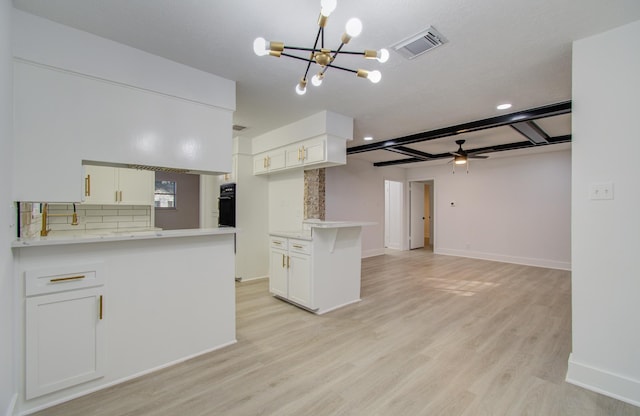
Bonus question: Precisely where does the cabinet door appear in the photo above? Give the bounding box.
[302,139,326,165]
[288,252,313,309]
[285,145,304,168]
[26,288,105,399]
[253,154,268,175]
[269,150,287,171]
[117,168,154,205]
[83,165,117,204]
[269,248,288,298]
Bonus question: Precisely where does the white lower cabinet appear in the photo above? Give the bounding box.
[269,225,364,315]
[24,264,105,399]
[269,236,314,310]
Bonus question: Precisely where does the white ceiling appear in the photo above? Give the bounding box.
[12,0,640,166]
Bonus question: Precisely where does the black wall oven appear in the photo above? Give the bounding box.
[218,183,236,227]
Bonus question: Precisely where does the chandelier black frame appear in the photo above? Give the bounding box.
[253,0,388,95]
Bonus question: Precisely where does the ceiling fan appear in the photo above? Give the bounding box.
[450,139,488,173]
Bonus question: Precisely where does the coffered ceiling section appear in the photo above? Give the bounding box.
[347,101,571,166]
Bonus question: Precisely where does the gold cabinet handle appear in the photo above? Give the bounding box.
[267,156,271,168]
[263,157,267,168]
[298,148,302,161]
[282,253,286,268]
[273,241,282,245]
[292,244,303,249]
[119,190,123,202]
[50,275,85,283]
[301,146,306,161]
[99,295,103,320]
[287,255,290,269]
[85,175,91,197]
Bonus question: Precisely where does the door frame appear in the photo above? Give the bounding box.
[408,179,435,251]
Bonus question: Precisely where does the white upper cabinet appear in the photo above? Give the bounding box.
[83,165,154,205]
[253,136,345,176]
[252,111,352,176]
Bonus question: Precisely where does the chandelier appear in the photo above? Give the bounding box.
[253,0,389,95]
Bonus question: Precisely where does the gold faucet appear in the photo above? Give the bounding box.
[40,203,79,236]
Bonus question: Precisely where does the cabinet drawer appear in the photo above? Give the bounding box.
[289,239,311,255]
[25,263,105,297]
[270,236,288,250]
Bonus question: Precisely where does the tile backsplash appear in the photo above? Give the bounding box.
[18,203,152,238]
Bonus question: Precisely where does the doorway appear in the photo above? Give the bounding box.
[384,180,403,250]
[409,180,434,251]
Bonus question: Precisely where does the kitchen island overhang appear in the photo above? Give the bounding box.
[12,227,237,414]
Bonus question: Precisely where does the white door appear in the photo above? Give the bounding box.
[384,180,403,250]
[410,182,425,249]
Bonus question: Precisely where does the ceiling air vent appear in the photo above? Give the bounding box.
[392,26,447,60]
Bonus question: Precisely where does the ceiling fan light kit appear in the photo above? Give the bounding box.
[253,0,388,95]
[451,139,489,174]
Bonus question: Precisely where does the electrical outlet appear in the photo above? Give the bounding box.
[589,182,614,200]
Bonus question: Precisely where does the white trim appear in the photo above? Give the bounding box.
[19,340,237,416]
[566,353,640,407]
[362,248,385,258]
[316,298,361,315]
[4,394,17,416]
[237,275,268,282]
[434,248,571,271]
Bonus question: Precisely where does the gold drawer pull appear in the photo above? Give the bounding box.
[99,295,103,320]
[273,241,282,245]
[50,275,86,283]
[292,244,304,249]
[85,175,91,196]
[282,253,286,268]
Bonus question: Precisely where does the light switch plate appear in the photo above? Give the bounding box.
[589,182,614,200]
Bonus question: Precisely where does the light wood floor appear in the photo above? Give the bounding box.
[35,250,640,416]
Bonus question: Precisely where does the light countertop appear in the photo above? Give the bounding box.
[270,220,376,240]
[12,227,237,248]
[302,220,377,228]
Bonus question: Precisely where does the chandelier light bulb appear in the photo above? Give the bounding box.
[253,37,269,56]
[377,48,390,63]
[295,79,308,95]
[311,73,324,86]
[320,0,337,17]
[367,70,382,83]
[345,18,363,37]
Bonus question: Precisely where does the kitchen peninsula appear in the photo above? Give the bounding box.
[13,227,237,411]
[269,220,374,314]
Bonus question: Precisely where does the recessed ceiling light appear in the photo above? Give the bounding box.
[497,103,512,110]
[363,136,373,141]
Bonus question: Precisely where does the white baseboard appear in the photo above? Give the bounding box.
[435,248,571,271]
[362,248,385,258]
[237,275,268,282]
[566,353,640,407]
[19,340,237,415]
[4,393,17,416]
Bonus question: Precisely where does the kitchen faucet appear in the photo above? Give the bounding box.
[40,203,79,236]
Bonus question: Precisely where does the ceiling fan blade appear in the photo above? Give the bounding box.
[469,155,489,159]
[450,152,463,156]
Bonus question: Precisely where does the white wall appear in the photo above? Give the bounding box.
[268,170,305,232]
[407,150,571,270]
[567,19,640,406]
[326,157,406,257]
[235,138,269,281]
[12,10,235,203]
[0,1,16,414]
